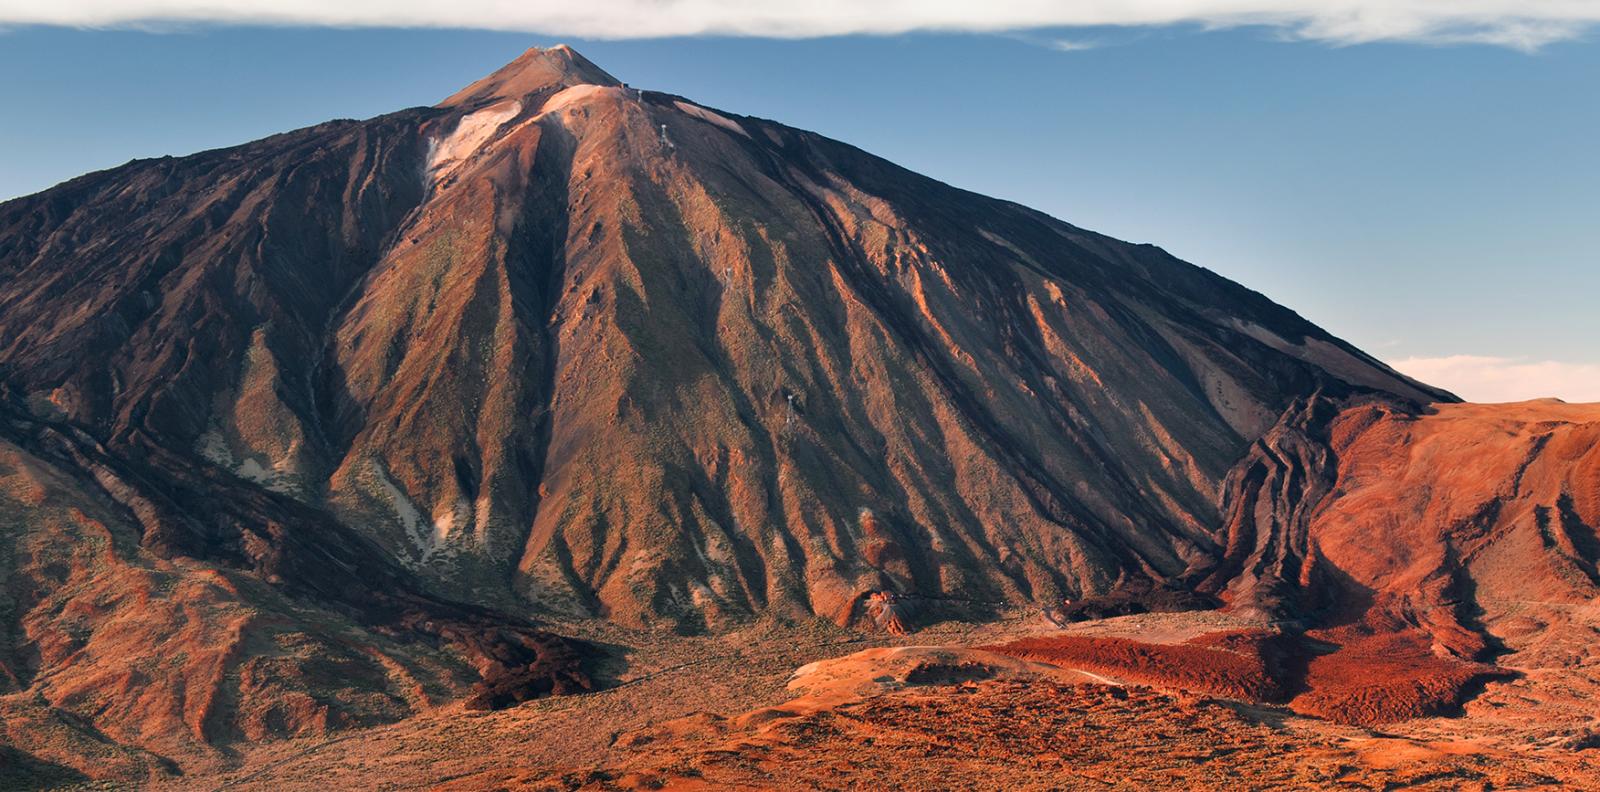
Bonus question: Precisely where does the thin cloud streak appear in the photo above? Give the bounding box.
[1048,38,1103,52]
[1390,355,1600,404]
[2,2,1597,50]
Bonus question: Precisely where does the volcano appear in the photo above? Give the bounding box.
[3,46,1593,787]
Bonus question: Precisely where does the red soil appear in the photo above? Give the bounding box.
[465,680,1598,791]
[1292,628,1506,725]
[984,630,1291,702]
[985,624,1503,725]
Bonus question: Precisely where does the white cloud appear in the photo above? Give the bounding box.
[1389,355,1600,404]
[1,2,1597,50]
[1048,38,1103,52]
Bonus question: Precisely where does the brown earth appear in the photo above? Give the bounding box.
[432,640,1600,792]
[985,627,1504,726]
[1044,577,1220,623]
[540,681,1595,791]
[1290,628,1504,725]
[40,604,1592,790]
[985,630,1294,702]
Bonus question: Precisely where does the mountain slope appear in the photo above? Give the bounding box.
[0,45,1479,781]
[0,46,1448,636]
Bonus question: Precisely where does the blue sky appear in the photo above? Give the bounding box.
[1,22,1596,400]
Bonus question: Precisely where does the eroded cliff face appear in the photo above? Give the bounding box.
[0,45,1463,777]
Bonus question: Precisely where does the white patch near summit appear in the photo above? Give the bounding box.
[542,83,610,116]
[426,100,522,185]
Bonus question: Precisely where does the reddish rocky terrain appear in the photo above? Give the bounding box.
[512,680,1596,791]
[986,399,1600,725]
[0,45,1595,788]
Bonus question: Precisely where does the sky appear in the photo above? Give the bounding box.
[1,7,1596,402]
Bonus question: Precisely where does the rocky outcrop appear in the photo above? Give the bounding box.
[1198,389,1367,621]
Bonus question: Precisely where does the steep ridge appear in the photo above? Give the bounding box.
[0,45,1469,778]
[1198,389,1350,620]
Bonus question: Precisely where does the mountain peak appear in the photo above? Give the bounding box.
[440,44,620,108]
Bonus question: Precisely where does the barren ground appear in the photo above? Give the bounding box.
[120,605,1600,791]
